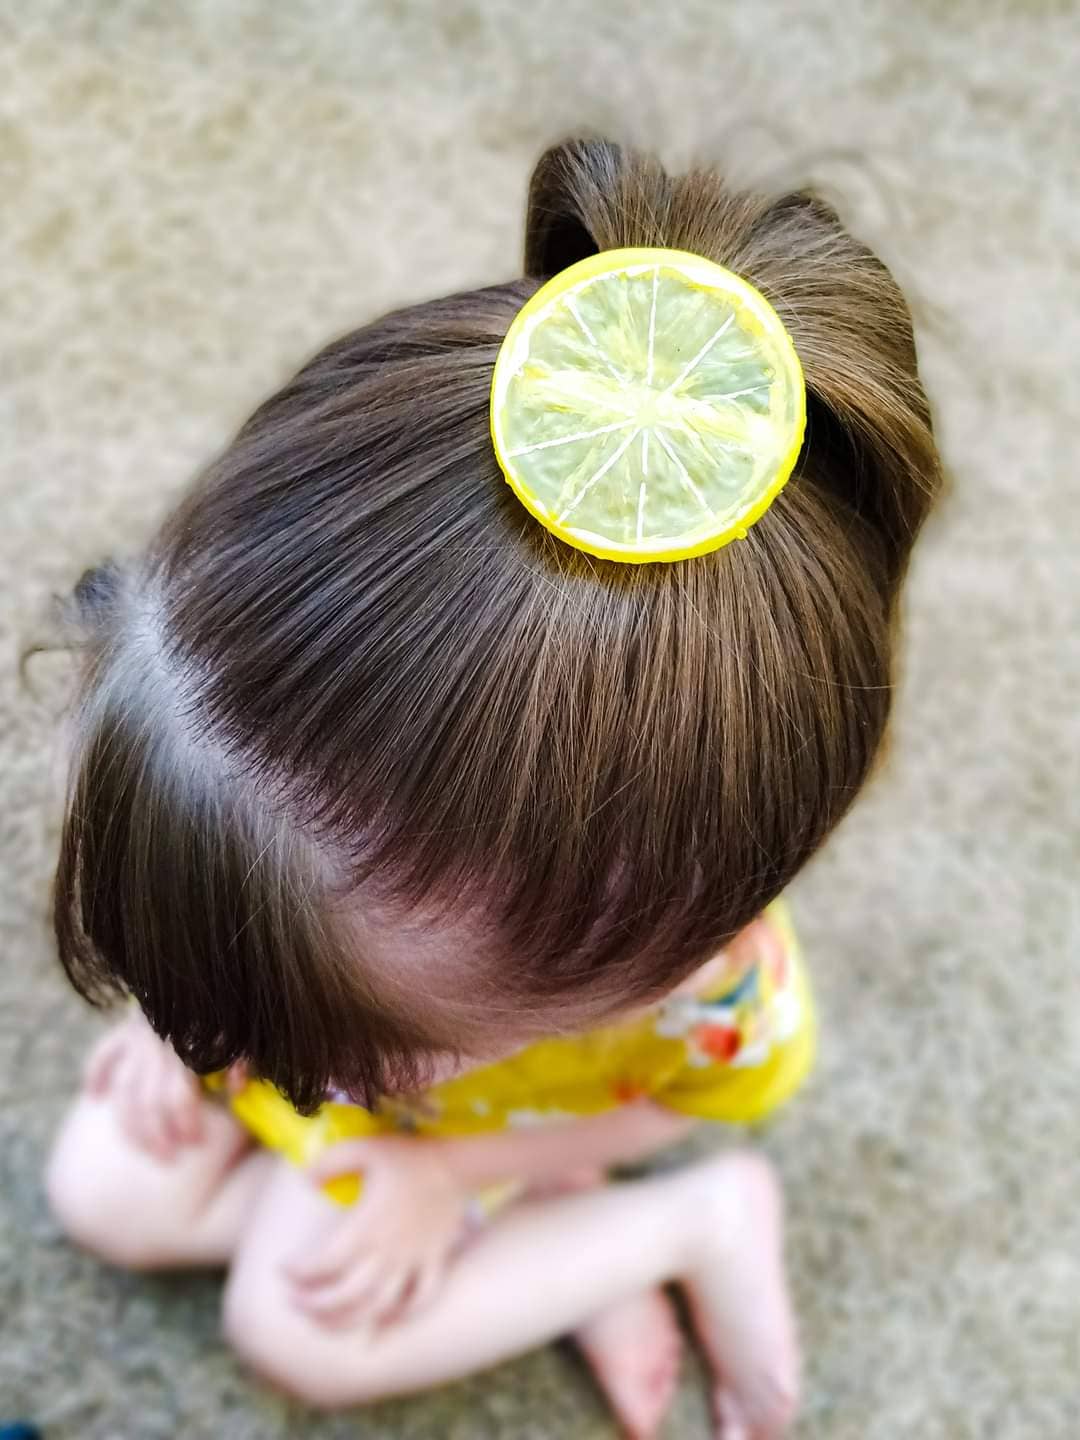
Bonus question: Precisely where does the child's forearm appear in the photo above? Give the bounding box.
[428,1102,695,1189]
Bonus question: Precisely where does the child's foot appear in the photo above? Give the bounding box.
[574,1286,683,1440]
[683,1153,799,1440]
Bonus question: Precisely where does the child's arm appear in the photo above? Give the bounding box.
[289,1104,695,1330]
[433,1101,695,1187]
[308,1101,694,1198]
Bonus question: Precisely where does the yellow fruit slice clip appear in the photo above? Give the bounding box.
[490,247,806,563]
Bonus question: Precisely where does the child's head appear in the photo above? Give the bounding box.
[54,139,941,1112]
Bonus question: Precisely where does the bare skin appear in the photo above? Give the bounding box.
[47,1018,798,1439]
[525,1165,685,1438]
[576,1287,685,1439]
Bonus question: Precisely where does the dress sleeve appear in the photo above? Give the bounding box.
[650,901,817,1126]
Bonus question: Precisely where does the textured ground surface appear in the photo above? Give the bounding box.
[2,2,1079,1437]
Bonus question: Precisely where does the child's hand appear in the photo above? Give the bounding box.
[83,1011,204,1161]
[285,1137,470,1330]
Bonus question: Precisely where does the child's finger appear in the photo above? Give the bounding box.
[163,1064,203,1147]
[118,1051,169,1160]
[368,1268,412,1327]
[285,1218,368,1286]
[291,1256,383,1324]
[306,1140,374,1185]
[395,1255,446,1322]
[150,1058,195,1155]
[146,1056,186,1158]
[83,1027,129,1095]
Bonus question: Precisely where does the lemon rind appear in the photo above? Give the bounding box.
[490,246,806,564]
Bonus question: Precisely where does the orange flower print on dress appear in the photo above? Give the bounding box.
[692,1022,743,1063]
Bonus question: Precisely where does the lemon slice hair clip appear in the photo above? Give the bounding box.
[490,247,806,564]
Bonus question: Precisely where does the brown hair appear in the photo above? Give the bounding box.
[54,138,942,1112]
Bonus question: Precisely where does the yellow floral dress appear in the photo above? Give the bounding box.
[223,901,814,1205]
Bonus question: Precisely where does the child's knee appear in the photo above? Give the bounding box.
[47,1115,123,1265]
[46,1101,161,1270]
[221,1274,325,1405]
[222,1267,377,1410]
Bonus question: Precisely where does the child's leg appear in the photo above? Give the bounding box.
[46,1092,271,1270]
[682,1154,798,1440]
[532,1165,683,1440]
[224,1151,797,1438]
[574,1288,683,1440]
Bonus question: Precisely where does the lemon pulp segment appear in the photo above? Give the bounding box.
[490,247,805,563]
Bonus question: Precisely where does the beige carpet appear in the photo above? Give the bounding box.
[2,3,1078,1436]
